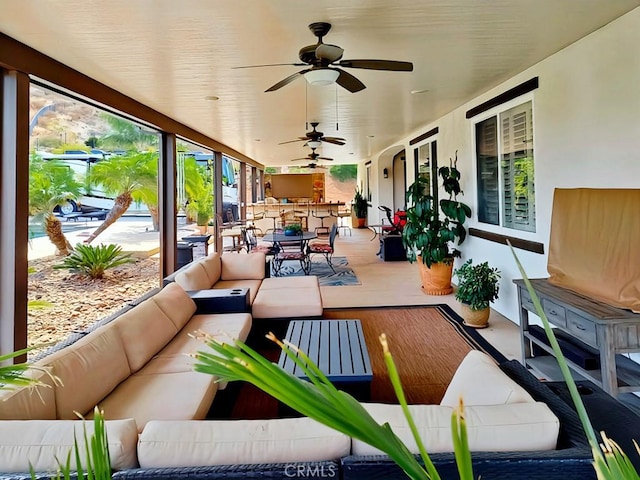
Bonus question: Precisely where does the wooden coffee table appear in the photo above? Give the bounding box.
[277,319,373,401]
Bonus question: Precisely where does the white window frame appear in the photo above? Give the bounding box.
[471,94,537,234]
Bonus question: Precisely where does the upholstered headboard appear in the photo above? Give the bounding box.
[547,188,640,312]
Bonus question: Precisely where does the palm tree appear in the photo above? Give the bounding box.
[29,156,83,256]
[84,152,157,243]
[99,114,158,152]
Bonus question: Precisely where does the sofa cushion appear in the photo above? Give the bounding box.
[140,313,252,377]
[200,252,222,285]
[155,313,252,358]
[110,296,179,373]
[353,402,559,455]
[220,252,266,280]
[440,350,534,407]
[252,276,323,319]
[0,367,57,420]
[152,282,196,330]
[40,325,131,419]
[174,262,211,291]
[95,371,217,432]
[0,418,138,472]
[137,417,350,468]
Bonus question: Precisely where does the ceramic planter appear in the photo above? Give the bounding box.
[460,303,490,328]
[417,257,453,295]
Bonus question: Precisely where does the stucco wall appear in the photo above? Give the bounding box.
[373,7,640,323]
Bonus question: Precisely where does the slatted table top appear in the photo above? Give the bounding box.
[278,319,373,382]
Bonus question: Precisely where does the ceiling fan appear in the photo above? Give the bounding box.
[279,122,345,146]
[236,22,413,93]
[290,147,334,168]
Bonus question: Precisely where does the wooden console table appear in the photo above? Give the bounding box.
[514,278,640,397]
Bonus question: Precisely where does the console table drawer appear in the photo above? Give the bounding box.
[542,299,566,327]
[566,312,597,347]
[520,289,536,312]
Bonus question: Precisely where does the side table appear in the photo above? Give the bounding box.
[187,288,250,314]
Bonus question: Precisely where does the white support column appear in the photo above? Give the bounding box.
[0,69,30,359]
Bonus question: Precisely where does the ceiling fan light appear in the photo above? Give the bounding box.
[304,68,340,86]
[307,140,322,148]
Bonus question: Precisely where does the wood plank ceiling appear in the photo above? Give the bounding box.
[0,0,638,166]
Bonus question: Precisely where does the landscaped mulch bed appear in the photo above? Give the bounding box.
[27,255,160,359]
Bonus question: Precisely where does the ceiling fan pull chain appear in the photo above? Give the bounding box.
[305,82,308,131]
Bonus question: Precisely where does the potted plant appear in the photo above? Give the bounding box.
[283,222,303,236]
[401,152,471,295]
[353,186,370,228]
[454,259,501,328]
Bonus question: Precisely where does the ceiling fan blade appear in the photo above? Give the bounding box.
[337,59,414,72]
[233,62,306,69]
[291,158,310,162]
[335,69,366,93]
[317,156,334,161]
[265,69,309,92]
[321,136,346,145]
[316,44,344,62]
[278,138,307,145]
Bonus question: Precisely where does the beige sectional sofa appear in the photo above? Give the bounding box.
[172,251,323,319]
[0,282,251,434]
[0,342,565,476]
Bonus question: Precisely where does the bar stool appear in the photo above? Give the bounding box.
[312,202,333,237]
[263,198,281,233]
[336,203,352,236]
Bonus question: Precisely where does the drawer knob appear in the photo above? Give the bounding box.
[575,324,586,331]
[549,309,557,315]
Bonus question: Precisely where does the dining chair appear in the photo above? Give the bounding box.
[307,223,338,273]
[272,233,311,276]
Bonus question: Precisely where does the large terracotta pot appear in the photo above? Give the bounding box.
[357,218,367,228]
[460,303,490,328]
[416,257,453,295]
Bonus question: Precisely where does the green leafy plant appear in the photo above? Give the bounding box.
[402,153,471,267]
[54,243,135,279]
[454,259,501,311]
[509,242,640,479]
[29,409,112,480]
[353,186,370,219]
[0,348,54,389]
[193,332,474,480]
[284,222,303,234]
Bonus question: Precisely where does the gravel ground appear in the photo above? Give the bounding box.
[27,255,160,359]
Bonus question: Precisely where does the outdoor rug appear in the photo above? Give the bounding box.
[270,256,361,286]
[212,304,507,420]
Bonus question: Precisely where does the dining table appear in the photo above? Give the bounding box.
[262,231,318,276]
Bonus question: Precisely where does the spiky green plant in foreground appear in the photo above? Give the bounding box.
[54,243,135,279]
[0,348,52,390]
[508,242,640,479]
[193,331,473,480]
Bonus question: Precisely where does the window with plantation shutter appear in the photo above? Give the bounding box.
[476,117,499,225]
[474,101,535,232]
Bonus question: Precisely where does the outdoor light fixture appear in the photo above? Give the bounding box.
[304,68,340,86]
[306,140,322,149]
[383,168,389,178]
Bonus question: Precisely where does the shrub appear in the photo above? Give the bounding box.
[54,243,135,279]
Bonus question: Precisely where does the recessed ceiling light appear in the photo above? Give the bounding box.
[205,95,220,101]
[254,139,261,142]
[411,89,429,95]
[367,135,375,138]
